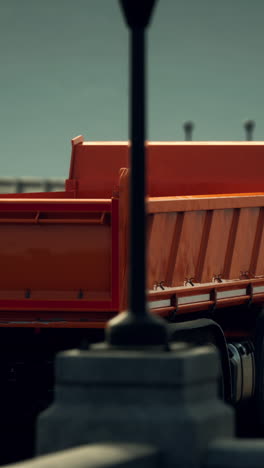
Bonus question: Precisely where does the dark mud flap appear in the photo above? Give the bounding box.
[168,318,232,403]
[254,309,264,429]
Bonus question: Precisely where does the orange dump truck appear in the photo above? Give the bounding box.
[1,137,264,420]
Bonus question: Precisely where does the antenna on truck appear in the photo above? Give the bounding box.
[183,121,194,141]
[106,0,168,347]
[244,120,255,141]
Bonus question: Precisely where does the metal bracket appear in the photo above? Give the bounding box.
[170,294,178,321]
[240,271,255,280]
[246,283,254,308]
[184,277,195,287]
[153,281,166,290]
[213,273,223,283]
[210,288,218,314]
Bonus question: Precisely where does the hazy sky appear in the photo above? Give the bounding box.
[0,0,263,178]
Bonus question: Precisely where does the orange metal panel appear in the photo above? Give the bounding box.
[171,210,207,286]
[198,209,233,283]
[66,141,128,198]
[195,210,214,283]
[0,200,112,302]
[165,212,184,287]
[0,192,69,199]
[227,207,260,279]
[66,140,264,198]
[147,212,177,289]
[0,223,111,292]
[251,208,264,276]
[146,142,264,196]
[148,194,264,213]
[146,195,264,293]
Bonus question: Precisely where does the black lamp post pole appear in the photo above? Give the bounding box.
[106,0,168,347]
[129,24,146,316]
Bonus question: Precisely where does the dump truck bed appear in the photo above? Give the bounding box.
[1,138,264,327]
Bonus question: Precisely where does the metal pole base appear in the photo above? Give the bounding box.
[106,310,169,348]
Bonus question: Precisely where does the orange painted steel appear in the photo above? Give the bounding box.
[148,278,264,318]
[146,201,264,288]
[66,140,264,198]
[0,138,264,327]
[0,200,112,294]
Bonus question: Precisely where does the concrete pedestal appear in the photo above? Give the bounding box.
[37,343,234,468]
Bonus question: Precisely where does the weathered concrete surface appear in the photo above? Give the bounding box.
[4,444,159,468]
[37,343,234,468]
[205,438,264,468]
